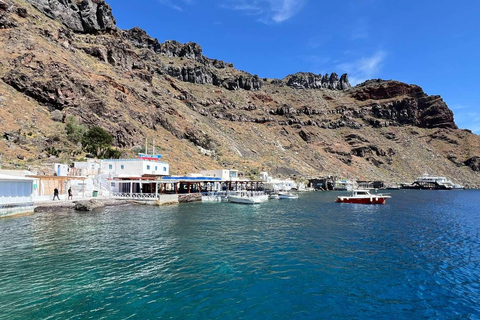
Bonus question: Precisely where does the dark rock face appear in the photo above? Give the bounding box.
[0,0,18,29]
[285,72,351,90]
[353,81,457,129]
[465,157,480,171]
[124,27,161,52]
[26,0,116,33]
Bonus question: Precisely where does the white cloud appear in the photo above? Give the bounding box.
[157,0,195,11]
[337,50,387,85]
[221,0,306,23]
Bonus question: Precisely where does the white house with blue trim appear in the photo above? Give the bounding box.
[101,159,169,178]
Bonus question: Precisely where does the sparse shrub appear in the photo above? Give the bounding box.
[65,116,87,144]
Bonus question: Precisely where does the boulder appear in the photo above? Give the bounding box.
[74,199,105,211]
[50,109,63,122]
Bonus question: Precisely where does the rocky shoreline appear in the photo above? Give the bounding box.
[34,198,135,213]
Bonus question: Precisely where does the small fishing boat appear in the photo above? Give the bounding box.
[335,189,391,204]
[278,192,299,199]
[228,195,263,204]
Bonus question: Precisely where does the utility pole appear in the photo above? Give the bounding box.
[145,137,148,154]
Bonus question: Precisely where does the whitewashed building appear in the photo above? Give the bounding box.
[54,163,70,176]
[101,159,169,178]
[259,172,297,192]
[200,169,240,181]
[0,174,35,217]
[73,160,101,176]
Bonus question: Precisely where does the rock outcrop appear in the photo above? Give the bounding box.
[74,199,105,211]
[26,0,116,33]
[465,157,480,171]
[352,80,457,129]
[284,72,351,90]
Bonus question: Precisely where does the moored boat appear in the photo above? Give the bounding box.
[228,195,262,204]
[401,174,464,190]
[335,190,391,204]
[278,192,299,199]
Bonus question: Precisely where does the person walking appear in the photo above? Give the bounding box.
[68,187,73,200]
[53,188,60,200]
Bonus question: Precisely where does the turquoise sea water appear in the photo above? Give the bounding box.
[1,190,479,319]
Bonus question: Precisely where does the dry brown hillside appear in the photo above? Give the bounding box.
[0,0,479,186]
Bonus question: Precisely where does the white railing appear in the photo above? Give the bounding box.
[112,193,158,199]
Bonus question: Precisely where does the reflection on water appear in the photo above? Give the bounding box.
[0,190,479,319]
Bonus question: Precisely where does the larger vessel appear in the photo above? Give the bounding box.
[402,174,464,190]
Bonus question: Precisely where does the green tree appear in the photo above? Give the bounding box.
[82,126,113,158]
[65,116,87,144]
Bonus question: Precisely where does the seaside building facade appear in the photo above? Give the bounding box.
[200,169,240,181]
[0,174,35,217]
[259,172,297,192]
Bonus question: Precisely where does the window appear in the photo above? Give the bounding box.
[109,164,112,170]
[147,165,151,170]
[155,166,158,171]
[110,182,115,187]
[121,165,124,170]
[163,167,167,172]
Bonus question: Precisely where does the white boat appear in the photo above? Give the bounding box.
[269,194,280,199]
[228,192,268,204]
[336,189,391,204]
[228,195,262,204]
[278,192,299,199]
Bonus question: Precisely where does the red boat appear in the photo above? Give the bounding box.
[335,190,391,204]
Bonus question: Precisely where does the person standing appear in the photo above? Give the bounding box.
[68,187,73,200]
[53,188,60,200]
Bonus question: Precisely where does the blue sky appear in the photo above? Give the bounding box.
[108,0,480,133]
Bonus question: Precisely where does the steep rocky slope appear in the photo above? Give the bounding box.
[0,0,479,185]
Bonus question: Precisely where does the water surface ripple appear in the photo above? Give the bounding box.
[1,190,479,319]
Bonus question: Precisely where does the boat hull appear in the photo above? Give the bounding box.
[278,193,299,199]
[228,196,262,204]
[336,197,388,204]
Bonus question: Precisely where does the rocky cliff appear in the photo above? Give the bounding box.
[0,0,479,186]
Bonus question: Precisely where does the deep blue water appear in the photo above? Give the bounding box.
[1,190,479,319]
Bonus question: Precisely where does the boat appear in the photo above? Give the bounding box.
[278,192,299,199]
[228,192,268,204]
[335,189,391,204]
[228,195,262,204]
[401,174,464,190]
[269,193,280,199]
